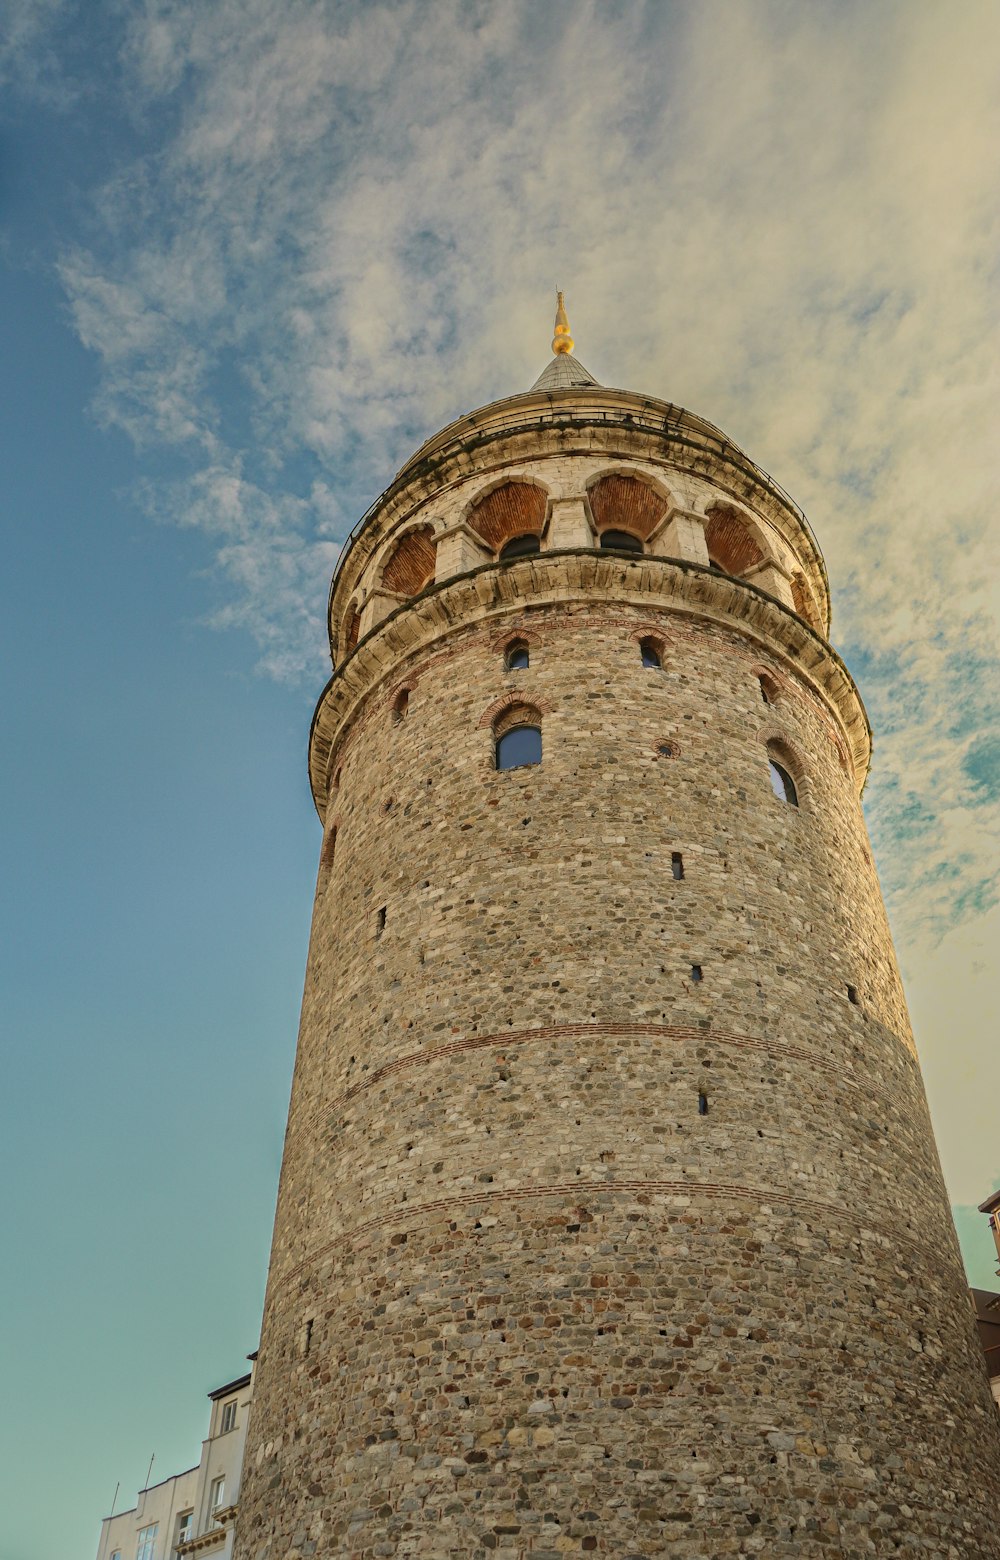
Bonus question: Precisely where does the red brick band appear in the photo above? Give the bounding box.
[274,1172,939,1295]
[294,1018,913,1136]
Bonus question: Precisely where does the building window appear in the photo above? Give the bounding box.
[504,640,530,671]
[137,1526,158,1560]
[177,1513,193,1547]
[210,1476,225,1514]
[600,529,643,553]
[496,724,542,771]
[499,533,541,560]
[758,672,779,705]
[640,637,662,669]
[220,1398,238,1434]
[768,760,798,807]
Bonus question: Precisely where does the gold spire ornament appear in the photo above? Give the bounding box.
[551,291,574,355]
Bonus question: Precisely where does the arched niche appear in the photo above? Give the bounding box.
[703,502,767,576]
[379,525,437,596]
[588,473,670,543]
[466,481,547,553]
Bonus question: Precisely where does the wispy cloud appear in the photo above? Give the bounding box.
[37,0,1000,1197]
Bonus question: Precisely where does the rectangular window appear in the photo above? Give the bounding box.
[176,1513,192,1547]
[671,852,684,880]
[220,1398,237,1434]
[136,1526,158,1560]
[210,1477,225,1513]
[690,964,703,982]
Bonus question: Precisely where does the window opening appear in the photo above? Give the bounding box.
[640,638,661,670]
[658,741,674,758]
[499,533,541,561]
[504,641,530,671]
[600,529,643,553]
[302,1318,314,1356]
[496,725,542,771]
[758,672,779,706]
[137,1528,158,1560]
[392,689,409,722]
[690,964,703,982]
[210,1476,225,1513]
[698,1092,708,1115]
[376,906,387,937]
[768,760,798,807]
[220,1399,237,1434]
[671,852,684,880]
[847,985,859,1006]
[177,1514,193,1546]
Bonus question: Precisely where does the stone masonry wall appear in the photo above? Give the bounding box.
[236,581,1000,1559]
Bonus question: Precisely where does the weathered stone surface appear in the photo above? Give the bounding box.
[235,390,1000,1558]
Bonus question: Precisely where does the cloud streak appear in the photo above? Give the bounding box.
[42,0,1000,1200]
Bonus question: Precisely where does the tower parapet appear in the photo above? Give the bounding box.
[239,301,1000,1558]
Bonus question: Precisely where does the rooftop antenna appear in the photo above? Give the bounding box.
[109,1481,120,1519]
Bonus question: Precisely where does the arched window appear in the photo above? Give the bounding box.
[769,760,798,807]
[640,637,662,669]
[600,529,643,554]
[392,689,409,723]
[758,672,779,706]
[496,724,542,770]
[499,533,541,561]
[504,640,529,671]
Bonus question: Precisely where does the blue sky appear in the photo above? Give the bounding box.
[1,3,998,1557]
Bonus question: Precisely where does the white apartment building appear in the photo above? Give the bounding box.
[95,1361,254,1560]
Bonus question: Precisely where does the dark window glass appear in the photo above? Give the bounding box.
[769,760,798,806]
[499,533,541,560]
[505,643,529,670]
[496,725,542,770]
[671,852,684,880]
[690,964,703,983]
[759,680,770,705]
[600,529,643,553]
[640,638,661,669]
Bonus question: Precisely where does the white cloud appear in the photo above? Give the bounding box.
[53,0,1000,1202]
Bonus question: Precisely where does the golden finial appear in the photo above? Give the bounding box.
[551,290,574,355]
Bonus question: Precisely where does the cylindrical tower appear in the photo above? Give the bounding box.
[237,306,1000,1557]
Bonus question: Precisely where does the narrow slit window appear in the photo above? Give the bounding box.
[376,905,387,937]
[847,984,859,1005]
[698,1092,709,1115]
[690,963,703,982]
[393,689,409,723]
[640,638,662,670]
[671,852,684,880]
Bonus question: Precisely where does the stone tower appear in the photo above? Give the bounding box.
[237,300,1000,1557]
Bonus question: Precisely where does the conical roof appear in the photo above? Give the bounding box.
[530,292,599,391]
[531,352,600,391]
